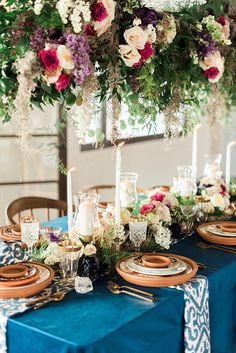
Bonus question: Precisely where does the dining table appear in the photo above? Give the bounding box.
[5,216,236,353]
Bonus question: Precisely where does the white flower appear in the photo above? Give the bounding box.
[199,50,225,83]
[145,24,157,43]
[203,202,215,214]
[83,244,97,256]
[93,0,116,36]
[56,0,74,24]
[57,45,74,70]
[133,18,142,26]
[33,0,44,15]
[162,193,179,208]
[211,193,226,210]
[44,243,63,265]
[70,1,91,33]
[124,26,148,50]
[119,45,141,67]
[153,202,171,223]
[153,223,171,249]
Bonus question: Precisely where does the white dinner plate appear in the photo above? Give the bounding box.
[126,256,187,276]
[206,225,236,237]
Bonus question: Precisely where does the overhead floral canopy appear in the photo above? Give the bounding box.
[0,0,236,146]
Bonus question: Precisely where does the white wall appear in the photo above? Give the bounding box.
[68,115,236,193]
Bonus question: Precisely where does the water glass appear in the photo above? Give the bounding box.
[20,216,39,255]
[129,217,147,252]
[59,241,81,279]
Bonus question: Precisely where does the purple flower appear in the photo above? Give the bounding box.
[48,232,60,243]
[134,7,158,27]
[64,33,91,85]
[29,28,45,51]
[197,32,218,58]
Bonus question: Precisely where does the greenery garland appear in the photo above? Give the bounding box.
[0,0,236,144]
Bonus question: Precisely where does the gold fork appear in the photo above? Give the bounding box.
[107,281,156,298]
[197,241,236,254]
[107,285,156,303]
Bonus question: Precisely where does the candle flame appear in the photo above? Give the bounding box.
[117,141,125,148]
[68,166,76,172]
[195,123,202,130]
[228,140,236,148]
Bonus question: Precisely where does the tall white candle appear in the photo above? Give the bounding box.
[225,141,236,188]
[115,142,125,225]
[191,123,201,180]
[67,167,76,233]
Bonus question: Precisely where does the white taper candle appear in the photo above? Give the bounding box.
[67,166,76,233]
[225,141,236,188]
[115,142,125,225]
[191,123,201,180]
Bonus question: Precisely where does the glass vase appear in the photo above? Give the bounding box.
[177,166,197,197]
[120,173,138,209]
[203,154,223,179]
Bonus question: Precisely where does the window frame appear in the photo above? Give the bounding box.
[81,103,164,152]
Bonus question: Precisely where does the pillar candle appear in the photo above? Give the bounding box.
[78,201,95,236]
[226,141,236,187]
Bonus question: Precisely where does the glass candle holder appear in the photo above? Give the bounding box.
[203,154,223,179]
[177,166,197,197]
[59,241,81,279]
[120,173,138,208]
[129,216,147,252]
[20,216,39,255]
[73,193,100,240]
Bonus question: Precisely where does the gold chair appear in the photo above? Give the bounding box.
[6,196,67,224]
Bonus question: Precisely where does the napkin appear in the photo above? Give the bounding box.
[0,241,30,266]
[174,276,211,353]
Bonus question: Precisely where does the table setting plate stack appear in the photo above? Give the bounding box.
[116,253,198,287]
[0,225,21,242]
[197,221,236,245]
[0,262,54,299]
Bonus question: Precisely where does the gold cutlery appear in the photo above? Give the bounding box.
[197,241,236,254]
[107,280,156,298]
[107,284,156,303]
[33,292,65,310]
[26,292,52,307]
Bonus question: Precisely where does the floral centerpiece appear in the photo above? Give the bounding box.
[0,0,236,146]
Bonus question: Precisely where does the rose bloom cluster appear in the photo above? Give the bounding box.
[199,177,230,213]
[85,0,116,36]
[197,15,231,83]
[119,7,158,68]
[140,191,179,224]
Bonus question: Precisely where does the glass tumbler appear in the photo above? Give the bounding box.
[20,216,39,255]
[129,217,147,252]
[59,241,81,279]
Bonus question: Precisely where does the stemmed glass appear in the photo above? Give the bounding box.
[180,204,197,234]
[20,216,39,256]
[129,217,147,252]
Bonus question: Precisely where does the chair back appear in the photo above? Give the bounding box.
[6,196,67,224]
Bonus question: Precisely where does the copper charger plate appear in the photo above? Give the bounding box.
[197,221,236,245]
[0,262,54,299]
[0,263,40,287]
[0,225,21,241]
[116,253,198,287]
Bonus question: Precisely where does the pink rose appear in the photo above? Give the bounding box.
[39,48,59,71]
[91,1,108,22]
[133,42,153,68]
[55,73,70,92]
[150,193,165,202]
[140,204,155,215]
[203,67,219,80]
[93,0,116,36]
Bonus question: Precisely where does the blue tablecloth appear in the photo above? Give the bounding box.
[7,218,236,353]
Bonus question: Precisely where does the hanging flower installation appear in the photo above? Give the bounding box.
[0,0,236,145]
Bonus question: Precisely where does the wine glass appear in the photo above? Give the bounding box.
[20,216,39,256]
[129,217,147,252]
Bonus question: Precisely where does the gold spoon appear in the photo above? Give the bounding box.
[34,292,65,310]
[107,280,156,298]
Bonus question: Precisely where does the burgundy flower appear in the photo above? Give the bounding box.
[85,24,96,36]
[220,184,227,196]
[140,204,155,215]
[91,1,108,22]
[150,193,165,202]
[39,48,59,71]
[133,42,153,68]
[203,67,219,80]
[217,16,226,26]
[55,73,70,92]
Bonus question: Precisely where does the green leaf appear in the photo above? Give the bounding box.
[15,37,29,57]
[66,93,76,106]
